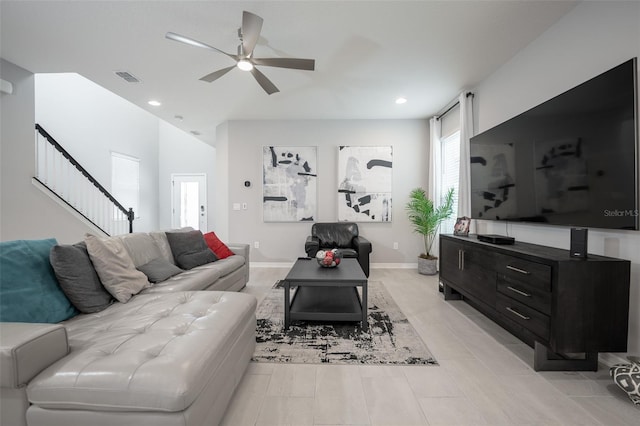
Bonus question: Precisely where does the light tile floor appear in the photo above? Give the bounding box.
[221,267,639,425]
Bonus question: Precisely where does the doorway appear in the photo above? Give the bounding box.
[171,173,207,231]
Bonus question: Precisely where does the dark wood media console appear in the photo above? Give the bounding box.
[439,234,631,371]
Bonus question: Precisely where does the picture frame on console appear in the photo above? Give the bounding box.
[453,216,470,236]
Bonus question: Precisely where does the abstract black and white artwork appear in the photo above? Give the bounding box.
[263,146,317,222]
[338,146,392,222]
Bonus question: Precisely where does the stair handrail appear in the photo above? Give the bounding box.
[35,124,134,233]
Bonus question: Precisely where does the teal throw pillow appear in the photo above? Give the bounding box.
[0,239,78,323]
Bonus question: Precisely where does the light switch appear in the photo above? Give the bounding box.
[232,203,241,211]
[242,202,248,210]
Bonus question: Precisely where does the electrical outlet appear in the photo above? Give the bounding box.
[393,242,399,250]
[254,241,260,249]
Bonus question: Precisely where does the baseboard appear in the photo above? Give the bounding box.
[250,262,296,268]
[599,352,629,368]
[371,263,417,269]
[250,262,418,269]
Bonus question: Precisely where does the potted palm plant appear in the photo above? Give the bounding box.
[405,187,455,275]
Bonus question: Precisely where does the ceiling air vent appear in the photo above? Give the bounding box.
[114,71,140,83]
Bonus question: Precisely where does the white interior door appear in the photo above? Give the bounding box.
[171,174,207,231]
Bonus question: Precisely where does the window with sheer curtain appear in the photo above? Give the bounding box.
[441,131,460,234]
[438,100,461,234]
[430,93,473,252]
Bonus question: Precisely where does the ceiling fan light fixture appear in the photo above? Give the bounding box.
[167,11,314,94]
[237,59,253,71]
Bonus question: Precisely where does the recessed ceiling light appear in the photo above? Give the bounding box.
[148,100,162,106]
[395,97,407,105]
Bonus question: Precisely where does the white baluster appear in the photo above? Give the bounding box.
[43,141,49,185]
[91,185,98,223]
[73,168,82,212]
[55,152,63,197]
[103,197,109,234]
[35,132,44,180]
[66,163,72,207]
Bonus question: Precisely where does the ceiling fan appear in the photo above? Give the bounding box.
[166,11,315,95]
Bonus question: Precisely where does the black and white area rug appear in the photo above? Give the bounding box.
[252,281,438,365]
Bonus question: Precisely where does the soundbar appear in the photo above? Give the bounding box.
[477,234,515,245]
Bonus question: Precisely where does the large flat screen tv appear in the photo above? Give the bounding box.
[470,58,638,231]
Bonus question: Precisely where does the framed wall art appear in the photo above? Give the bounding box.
[262,146,317,222]
[337,145,392,222]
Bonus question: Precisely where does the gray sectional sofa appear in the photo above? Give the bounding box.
[119,230,250,293]
[0,230,256,426]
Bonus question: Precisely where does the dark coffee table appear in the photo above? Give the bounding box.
[283,258,368,330]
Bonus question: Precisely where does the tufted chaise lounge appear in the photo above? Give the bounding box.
[2,291,256,426]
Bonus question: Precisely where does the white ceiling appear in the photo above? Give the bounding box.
[1,1,578,145]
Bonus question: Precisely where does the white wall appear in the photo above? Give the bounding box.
[158,120,216,230]
[0,60,102,243]
[214,121,230,241]
[0,60,97,242]
[474,1,640,355]
[224,119,429,264]
[35,73,160,232]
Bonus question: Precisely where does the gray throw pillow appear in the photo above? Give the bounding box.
[166,230,218,270]
[137,258,183,283]
[85,234,151,303]
[50,242,114,313]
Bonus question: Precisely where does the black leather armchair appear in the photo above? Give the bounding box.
[304,222,372,277]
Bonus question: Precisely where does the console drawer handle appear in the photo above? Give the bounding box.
[507,286,531,297]
[506,307,530,320]
[506,265,531,275]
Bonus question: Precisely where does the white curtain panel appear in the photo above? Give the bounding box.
[428,117,442,205]
[458,92,474,219]
[428,116,443,258]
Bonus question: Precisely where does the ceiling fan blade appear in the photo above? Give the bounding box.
[166,32,237,59]
[250,67,279,95]
[251,57,315,71]
[199,66,236,83]
[241,11,263,55]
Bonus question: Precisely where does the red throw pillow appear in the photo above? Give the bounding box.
[203,232,235,259]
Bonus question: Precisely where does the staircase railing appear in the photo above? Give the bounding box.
[34,124,134,236]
